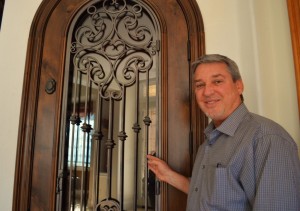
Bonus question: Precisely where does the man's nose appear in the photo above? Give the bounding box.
[203,84,214,96]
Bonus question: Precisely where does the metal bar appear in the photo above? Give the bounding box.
[118,88,127,210]
[74,73,83,211]
[80,73,91,211]
[97,98,104,203]
[83,82,92,211]
[92,138,99,210]
[80,131,86,211]
[93,94,103,210]
[133,73,140,211]
[68,68,78,211]
[73,121,81,210]
[106,97,115,199]
[144,70,150,211]
[69,68,81,211]
[68,123,76,211]
[84,138,90,211]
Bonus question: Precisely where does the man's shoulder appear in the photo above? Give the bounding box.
[247,112,285,130]
[244,112,295,144]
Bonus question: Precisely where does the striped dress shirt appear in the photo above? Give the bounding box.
[186,103,300,211]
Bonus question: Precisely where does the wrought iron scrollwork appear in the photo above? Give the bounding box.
[96,198,121,211]
[70,0,158,101]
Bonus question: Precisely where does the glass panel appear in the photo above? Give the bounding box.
[59,1,160,210]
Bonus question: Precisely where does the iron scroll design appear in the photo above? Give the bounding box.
[70,0,158,100]
[96,198,121,211]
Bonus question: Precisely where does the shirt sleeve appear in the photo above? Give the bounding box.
[252,134,300,210]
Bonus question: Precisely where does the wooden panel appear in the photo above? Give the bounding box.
[287,0,300,117]
[13,0,88,210]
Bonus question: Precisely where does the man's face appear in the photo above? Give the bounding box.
[194,62,244,127]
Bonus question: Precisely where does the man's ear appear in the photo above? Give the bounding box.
[235,79,244,95]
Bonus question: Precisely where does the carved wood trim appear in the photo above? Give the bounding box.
[287,0,300,117]
[13,1,60,210]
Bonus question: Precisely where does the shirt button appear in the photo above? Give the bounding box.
[201,165,205,169]
[195,187,198,192]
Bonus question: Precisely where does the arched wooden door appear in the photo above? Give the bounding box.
[13,0,206,210]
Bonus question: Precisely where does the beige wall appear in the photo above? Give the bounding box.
[197,0,300,143]
[0,0,42,210]
[0,0,299,210]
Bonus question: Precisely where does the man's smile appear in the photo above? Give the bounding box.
[204,99,220,106]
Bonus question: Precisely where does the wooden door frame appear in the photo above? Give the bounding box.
[287,0,300,117]
[12,0,205,210]
[12,0,59,210]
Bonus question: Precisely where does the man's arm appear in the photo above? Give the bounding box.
[253,136,300,210]
[147,154,190,194]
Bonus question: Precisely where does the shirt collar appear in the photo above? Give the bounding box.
[205,103,249,137]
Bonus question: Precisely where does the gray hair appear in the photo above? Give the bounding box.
[192,54,242,82]
[192,54,244,101]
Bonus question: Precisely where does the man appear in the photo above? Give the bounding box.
[147,54,300,210]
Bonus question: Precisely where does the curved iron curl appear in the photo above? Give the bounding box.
[114,50,153,87]
[97,78,123,101]
[73,23,106,47]
[101,39,127,59]
[102,0,127,14]
[96,50,154,100]
[113,2,153,47]
[87,5,113,44]
[95,197,121,211]
[71,50,124,101]
[76,54,123,101]
[73,3,120,49]
[72,51,107,78]
[71,51,122,102]
[70,51,154,102]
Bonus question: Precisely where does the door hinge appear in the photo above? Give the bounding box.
[189,131,193,156]
[56,170,64,194]
[155,40,160,52]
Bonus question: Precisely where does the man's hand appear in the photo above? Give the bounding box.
[147,154,172,182]
[147,154,190,194]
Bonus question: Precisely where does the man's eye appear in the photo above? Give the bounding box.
[196,83,205,88]
[214,80,223,85]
